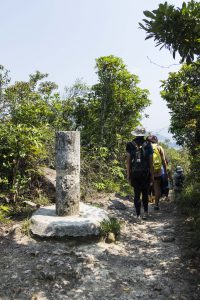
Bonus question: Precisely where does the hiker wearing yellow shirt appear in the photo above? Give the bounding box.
[147,135,167,210]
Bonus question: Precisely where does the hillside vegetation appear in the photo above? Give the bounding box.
[140,0,200,244]
[0,55,151,208]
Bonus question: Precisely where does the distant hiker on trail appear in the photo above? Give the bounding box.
[173,166,184,200]
[147,135,167,210]
[126,127,154,220]
[161,159,173,201]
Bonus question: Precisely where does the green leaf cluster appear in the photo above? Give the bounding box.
[139,1,200,63]
[0,67,60,201]
[0,205,10,222]
[161,60,200,159]
[160,141,190,174]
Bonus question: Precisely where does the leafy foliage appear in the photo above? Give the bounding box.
[92,55,150,148]
[139,1,200,63]
[175,181,200,247]
[161,59,200,245]
[0,69,59,201]
[0,205,10,222]
[160,142,190,174]
[161,60,200,169]
[0,56,151,209]
[71,55,150,194]
[100,217,121,237]
[140,1,200,243]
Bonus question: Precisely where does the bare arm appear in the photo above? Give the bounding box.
[159,146,167,174]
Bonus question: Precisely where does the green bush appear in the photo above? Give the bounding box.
[80,145,130,198]
[0,205,10,222]
[21,218,31,236]
[100,217,121,237]
[177,180,200,247]
[0,121,53,196]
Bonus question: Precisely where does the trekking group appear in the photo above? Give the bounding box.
[126,126,184,220]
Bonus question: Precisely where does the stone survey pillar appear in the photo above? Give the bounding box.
[55,131,80,216]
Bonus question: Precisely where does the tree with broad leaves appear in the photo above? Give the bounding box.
[139,1,200,63]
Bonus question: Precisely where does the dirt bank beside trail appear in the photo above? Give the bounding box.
[0,195,200,300]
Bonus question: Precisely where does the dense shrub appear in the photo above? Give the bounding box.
[0,58,150,206]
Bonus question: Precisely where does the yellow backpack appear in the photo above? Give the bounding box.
[152,143,162,172]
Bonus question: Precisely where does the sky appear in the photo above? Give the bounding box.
[0,0,184,133]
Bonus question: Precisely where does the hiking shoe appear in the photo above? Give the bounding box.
[142,212,148,220]
[154,205,159,211]
[136,215,142,223]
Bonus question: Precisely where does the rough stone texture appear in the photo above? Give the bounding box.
[56,131,80,216]
[30,203,108,237]
[0,195,200,300]
[108,199,127,210]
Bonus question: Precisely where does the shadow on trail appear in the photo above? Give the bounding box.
[0,197,199,300]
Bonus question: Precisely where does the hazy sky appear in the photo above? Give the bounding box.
[0,0,184,132]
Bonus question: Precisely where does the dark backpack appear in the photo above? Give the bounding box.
[130,141,150,180]
[174,172,184,187]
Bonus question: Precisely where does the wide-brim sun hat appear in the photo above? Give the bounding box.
[131,126,146,137]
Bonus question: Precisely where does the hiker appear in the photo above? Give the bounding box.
[161,159,173,201]
[173,166,184,200]
[126,127,154,220]
[148,135,167,210]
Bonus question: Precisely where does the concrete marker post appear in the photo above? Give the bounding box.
[55,131,80,216]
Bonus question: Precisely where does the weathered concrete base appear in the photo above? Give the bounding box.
[30,202,108,237]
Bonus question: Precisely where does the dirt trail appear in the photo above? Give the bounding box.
[0,195,199,300]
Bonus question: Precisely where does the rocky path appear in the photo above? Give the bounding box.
[0,195,199,300]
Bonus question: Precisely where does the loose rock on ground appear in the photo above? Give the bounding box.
[0,193,199,300]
